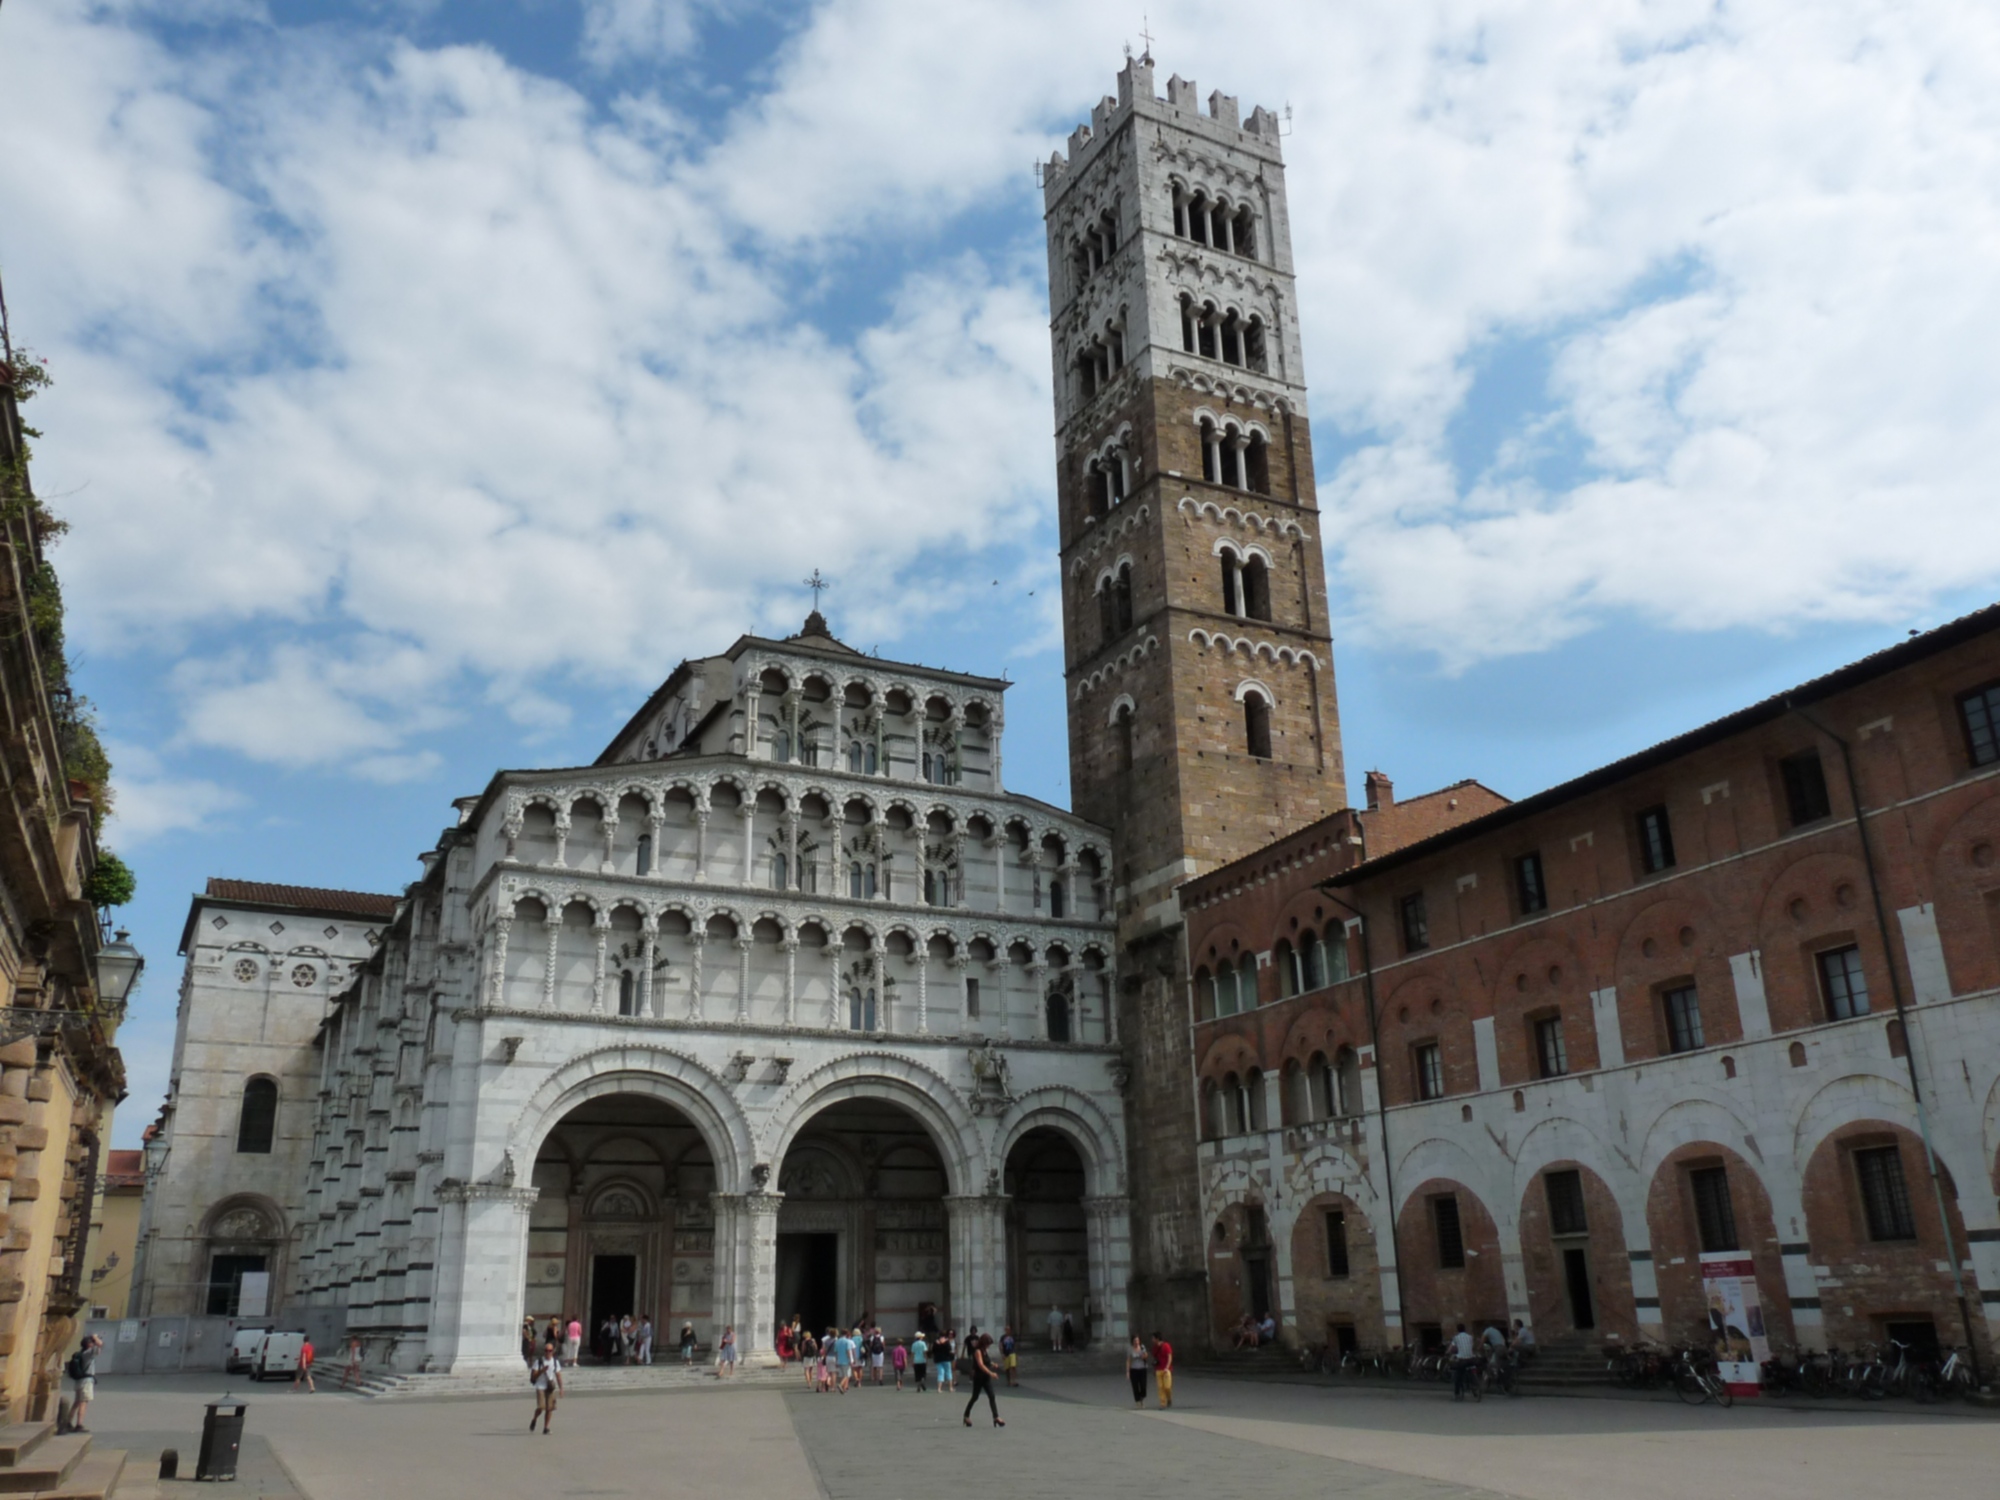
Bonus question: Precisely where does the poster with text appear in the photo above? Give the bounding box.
[1699,1253,1768,1395]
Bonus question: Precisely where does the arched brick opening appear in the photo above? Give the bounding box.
[1516,1161,1638,1345]
[1644,1142,1794,1350]
[1395,1178,1506,1350]
[1800,1120,1988,1360]
[1206,1199,1277,1347]
[1289,1193,1386,1352]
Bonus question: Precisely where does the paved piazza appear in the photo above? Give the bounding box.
[88,1372,1994,1500]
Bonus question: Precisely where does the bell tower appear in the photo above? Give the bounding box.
[1042,57,1346,1336]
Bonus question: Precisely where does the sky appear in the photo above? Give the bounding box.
[3,0,1998,1146]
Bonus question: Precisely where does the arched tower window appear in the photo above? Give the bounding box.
[1114,563,1134,634]
[236,1077,278,1155]
[1114,702,1135,772]
[1221,550,1241,615]
[1232,207,1257,259]
[1242,554,1272,621]
[1245,432,1271,495]
[1243,691,1273,760]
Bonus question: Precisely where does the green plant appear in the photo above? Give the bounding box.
[85,850,135,908]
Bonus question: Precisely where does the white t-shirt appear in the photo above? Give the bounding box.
[531,1355,559,1390]
[1451,1331,1475,1360]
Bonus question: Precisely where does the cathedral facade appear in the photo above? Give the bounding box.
[147,619,1130,1371]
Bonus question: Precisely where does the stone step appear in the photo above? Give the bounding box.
[0,1425,54,1470]
[0,1436,88,1495]
[20,1449,124,1500]
[358,1363,800,1400]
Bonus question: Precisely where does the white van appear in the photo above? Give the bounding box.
[253,1330,305,1380]
[226,1327,271,1374]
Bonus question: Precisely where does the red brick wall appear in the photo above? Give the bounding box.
[1644,1143,1795,1351]
[1395,1178,1509,1343]
[1290,1193,1388,1348]
[1516,1161,1640,1344]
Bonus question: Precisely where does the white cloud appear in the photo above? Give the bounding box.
[99,742,245,846]
[578,0,709,69]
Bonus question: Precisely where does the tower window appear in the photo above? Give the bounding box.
[1197,305,1217,359]
[1115,703,1135,771]
[1220,552,1240,615]
[1241,555,1271,621]
[1533,1014,1569,1078]
[236,1077,278,1154]
[1221,313,1243,367]
[1780,750,1831,825]
[1398,892,1429,954]
[1232,207,1257,260]
[1514,852,1547,914]
[1960,679,2000,766]
[1818,944,1870,1019]
[1243,692,1273,760]
[1854,1145,1916,1241]
[1243,318,1268,372]
[1636,805,1676,874]
[1688,1165,1739,1252]
[1413,1041,1444,1100]
[1245,432,1270,495]
[1114,564,1134,635]
[1663,983,1704,1052]
[1049,879,1066,918]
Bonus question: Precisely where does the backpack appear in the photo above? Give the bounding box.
[66,1350,90,1381]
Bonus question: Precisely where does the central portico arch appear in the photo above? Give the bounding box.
[761,1052,983,1195]
[511,1044,753,1191]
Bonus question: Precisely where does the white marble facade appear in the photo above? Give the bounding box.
[289,620,1133,1371]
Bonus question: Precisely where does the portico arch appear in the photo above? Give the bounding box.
[509,1044,751,1192]
[761,1053,981,1196]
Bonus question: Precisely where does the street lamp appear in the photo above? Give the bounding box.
[96,929,145,1019]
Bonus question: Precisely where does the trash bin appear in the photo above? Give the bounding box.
[195,1401,246,1481]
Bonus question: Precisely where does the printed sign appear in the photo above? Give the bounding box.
[238,1271,270,1319]
[117,1320,139,1344]
[1699,1253,1768,1395]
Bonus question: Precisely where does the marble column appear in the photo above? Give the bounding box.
[915,951,930,1035]
[944,1194,1010,1338]
[541,914,560,1010]
[1028,963,1049,1040]
[694,809,709,881]
[1080,1194,1133,1344]
[591,915,610,1014]
[486,915,512,1008]
[782,937,799,1025]
[640,921,658,1018]
[736,936,753,1023]
[429,1180,541,1372]
[689,931,706,1021]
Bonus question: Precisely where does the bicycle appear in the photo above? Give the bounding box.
[1674,1348,1734,1408]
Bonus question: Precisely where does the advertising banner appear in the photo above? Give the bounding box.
[1698,1253,1768,1395]
[238,1271,271,1320]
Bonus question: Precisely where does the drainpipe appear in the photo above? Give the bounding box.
[1316,821,1410,1349]
[1788,698,1983,1381]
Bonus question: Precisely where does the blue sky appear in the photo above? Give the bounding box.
[4,0,1998,1144]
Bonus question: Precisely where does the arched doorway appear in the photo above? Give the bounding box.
[528,1093,715,1359]
[775,1099,948,1339]
[1005,1129,1088,1347]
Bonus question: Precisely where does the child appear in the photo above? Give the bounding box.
[891,1337,908,1390]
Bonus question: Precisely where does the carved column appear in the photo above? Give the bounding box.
[784,811,800,891]
[744,686,761,757]
[1028,961,1049,1041]
[986,832,1006,915]
[644,811,664,877]
[827,941,842,1030]
[689,929,705,1021]
[487,914,512,1007]
[777,935,797,1024]
[640,919,658,1018]
[591,914,610,1013]
[944,1194,1009,1337]
[1080,1195,1133,1345]
[990,710,1003,788]
[601,809,617,872]
[989,959,1009,1040]
[944,952,969,1033]
[742,802,757,888]
[694,808,709,882]
[551,809,572,868]
[541,912,560,1010]
[915,950,929,1035]
[735,936,753,1023]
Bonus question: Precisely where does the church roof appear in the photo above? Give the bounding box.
[180,878,401,954]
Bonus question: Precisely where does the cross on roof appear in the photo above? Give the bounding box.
[803,569,829,608]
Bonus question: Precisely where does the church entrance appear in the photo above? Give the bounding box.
[777,1098,948,1337]
[776,1233,840,1336]
[1005,1128,1089,1346]
[529,1092,717,1355]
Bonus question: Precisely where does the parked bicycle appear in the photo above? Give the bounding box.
[1674,1348,1735,1408]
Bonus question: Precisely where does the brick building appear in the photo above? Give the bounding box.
[1181,604,2000,1363]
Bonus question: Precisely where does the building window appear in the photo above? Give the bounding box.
[964,976,980,1019]
[848,986,878,1032]
[1780,750,1832,826]
[1544,1169,1588,1236]
[1049,879,1066,919]
[1241,554,1271,619]
[1854,1144,1916,1241]
[617,970,638,1017]
[1336,1047,1363,1116]
[1533,1015,1569,1078]
[1959,680,2000,767]
[1663,984,1705,1052]
[1637,805,1676,873]
[635,832,653,877]
[1243,692,1273,760]
[1688,1165,1740,1252]
[1413,1041,1444,1101]
[1515,852,1547,915]
[1326,925,1352,983]
[771,853,789,891]
[1047,992,1072,1043]
[236,1077,278,1154]
[1432,1194,1465,1269]
[771,729,791,763]
[1398,892,1430,954]
[1818,945,1870,1020]
[1325,1210,1350,1277]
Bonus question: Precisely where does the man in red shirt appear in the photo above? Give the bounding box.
[1151,1332,1173,1408]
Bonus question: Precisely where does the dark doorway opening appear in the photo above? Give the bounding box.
[1331,1323,1358,1357]
[777,1233,839,1336]
[205,1253,267,1317]
[1244,1256,1271,1321]
[1562,1246,1596,1330]
[589,1253,638,1356]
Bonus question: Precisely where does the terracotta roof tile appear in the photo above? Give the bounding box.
[202,878,400,918]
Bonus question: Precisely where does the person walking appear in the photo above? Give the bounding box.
[867,1326,887,1386]
[933,1329,956,1394]
[798,1328,819,1386]
[1152,1331,1174,1409]
[522,1317,540,1367]
[340,1336,364,1390]
[637,1315,654,1365]
[292,1336,317,1393]
[717,1326,738,1379]
[564,1315,582,1367]
[910,1330,929,1392]
[529,1338,563,1434]
[1000,1327,1018,1386]
[815,1334,833,1393]
[776,1322,794,1365]
[1045,1303,1064,1352]
[679,1322,697,1364]
[891,1337,908,1390]
[832,1329,852,1392]
[1127,1335,1150,1407]
[1449,1324,1477,1401]
[961,1333,1004,1428]
[63,1335,102,1433]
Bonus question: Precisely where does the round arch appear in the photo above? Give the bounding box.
[760,1052,981,1197]
[996,1088,1127,1198]
[508,1044,752,1194]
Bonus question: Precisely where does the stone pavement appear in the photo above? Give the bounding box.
[77,1369,1997,1500]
